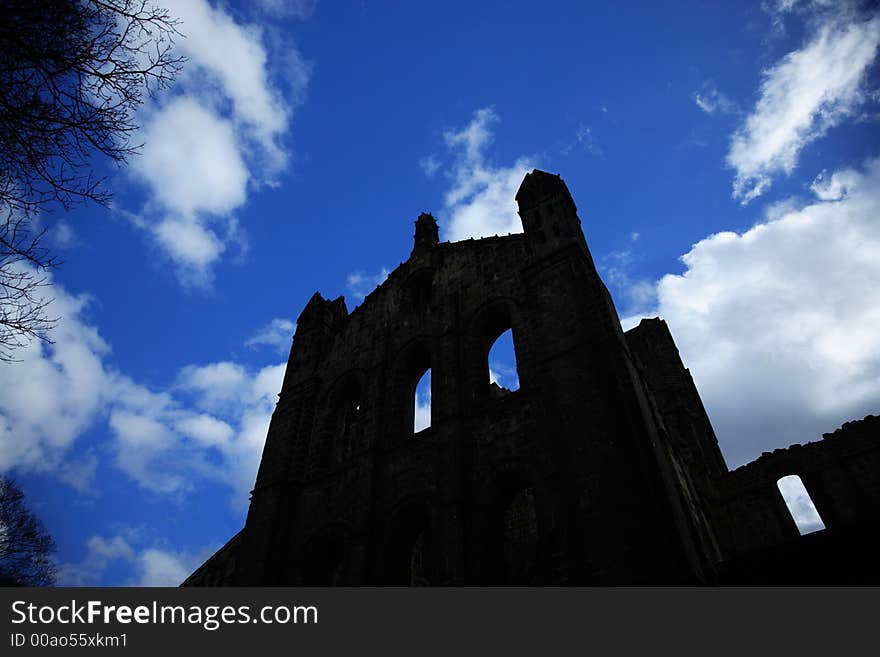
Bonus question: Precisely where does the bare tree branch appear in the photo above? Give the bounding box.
[0,477,57,586]
[0,0,182,360]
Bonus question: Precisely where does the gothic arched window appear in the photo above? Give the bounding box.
[395,341,432,438]
[414,368,431,433]
[488,328,520,392]
[472,302,523,399]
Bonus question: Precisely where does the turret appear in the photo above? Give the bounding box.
[412,212,439,256]
[516,170,584,246]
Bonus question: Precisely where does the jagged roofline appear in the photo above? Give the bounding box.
[515,169,570,205]
[299,169,571,320]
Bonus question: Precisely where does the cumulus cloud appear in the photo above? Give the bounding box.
[0,272,285,505]
[135,98,249,218]
[108,360,286,502]
[434,108,534,242]
[0,276,108,488]
[727,11,880,202]
[58,534,206,586]
[128,0,310,284]
[245,317,295,354]
[623,157,880,468]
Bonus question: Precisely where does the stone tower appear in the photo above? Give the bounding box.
[225,170,722,585]
[183,169,880,586]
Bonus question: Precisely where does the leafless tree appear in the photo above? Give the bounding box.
[0,0,183,360]
[0,477,57,586]
[0,211,57,362]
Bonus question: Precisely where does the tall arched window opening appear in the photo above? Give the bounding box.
[777,475,826,535]
[488,328,520,392]
[414,368,431,433]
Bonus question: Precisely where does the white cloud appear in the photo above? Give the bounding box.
[245,317,295,354]
[58,534,206,586]
[346,268,390,301]
[692,80,739,115]
[0,271,285,505]
[127,0,310,283]
[177,362,249,411]
[561,124,603,157]
[176,414,234,448]
[623,156,880,468]
[135,98,249,219]
[173,0,291,169]
[438,108,534,242]
[0,275,108,486]
[152,217,226,282]
[419,155,441,178]
[255,0,316,19]
[137,548,199,586]
[105,360,288,503]
[109,409,200,496]
[108,361,284,502]
[599,244,657,318]
[118,360,285,503]
[727,13,880,202]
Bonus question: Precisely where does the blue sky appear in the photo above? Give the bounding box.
[1,0,878,585]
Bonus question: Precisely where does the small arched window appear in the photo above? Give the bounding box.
[488,328,520,392]
[777,475,826,535]
[414,368,431,433]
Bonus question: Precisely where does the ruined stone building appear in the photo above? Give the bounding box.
[184,170,880,586]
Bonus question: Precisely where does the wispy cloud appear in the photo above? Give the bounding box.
[600,232,656,317]
[727,10,880,202]
[245,318,295,354]
[692,80,739,116]
[346,268,390,301]
[561,123,603,157]
[419,155,441,178]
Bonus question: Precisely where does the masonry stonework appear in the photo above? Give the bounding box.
[183,170,880,586]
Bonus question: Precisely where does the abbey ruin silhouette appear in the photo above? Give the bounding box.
[185,170,880,585]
